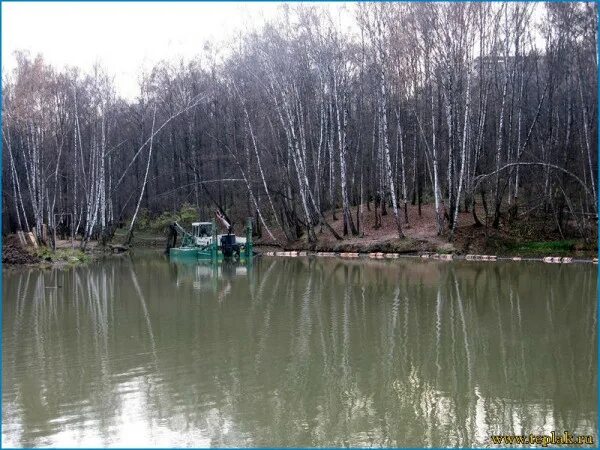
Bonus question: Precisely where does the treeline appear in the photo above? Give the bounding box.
[2,2,597,246]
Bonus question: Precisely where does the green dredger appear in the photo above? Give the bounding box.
[168,218,254,261]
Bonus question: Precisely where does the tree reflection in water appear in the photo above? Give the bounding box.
[2,256,597,447]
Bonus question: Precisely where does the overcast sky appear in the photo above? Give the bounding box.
[2,2,296,99]
[3,2,544,101]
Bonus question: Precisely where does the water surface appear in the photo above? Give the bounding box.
[2,254,597,447]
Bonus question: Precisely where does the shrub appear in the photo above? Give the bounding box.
[135,203,200,234]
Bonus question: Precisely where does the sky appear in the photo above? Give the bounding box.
[2,2,545,101]
[2,2,295,99]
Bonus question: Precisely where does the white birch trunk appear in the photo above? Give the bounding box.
[127,105,157,245]
[451,68,472,238]
[377,36,403,238]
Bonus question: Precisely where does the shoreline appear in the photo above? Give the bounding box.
[2,251,132,270]
[2,241,130,270]
[4,248,596,269]
[252,237,598,264]
[4,231,597,268]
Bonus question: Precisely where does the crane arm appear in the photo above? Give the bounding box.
[173,222,192,238]
[216,209,233,233]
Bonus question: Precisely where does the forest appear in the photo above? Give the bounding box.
[2,2,598,250]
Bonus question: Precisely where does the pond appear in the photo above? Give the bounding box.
[2,253,597,447]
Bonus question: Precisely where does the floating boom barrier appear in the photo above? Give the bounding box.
[258,250,595,264]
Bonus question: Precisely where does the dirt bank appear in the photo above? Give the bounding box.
[2,235,41,265]
[255,203,597,259]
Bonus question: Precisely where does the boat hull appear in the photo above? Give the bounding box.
[169,246,253,261]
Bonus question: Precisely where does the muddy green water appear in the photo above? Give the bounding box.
[2,254,597,447]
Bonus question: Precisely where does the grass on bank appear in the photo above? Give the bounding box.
[500,240,578,256]
[34,247,90,264]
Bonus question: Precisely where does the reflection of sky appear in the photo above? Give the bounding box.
[0,381,588,448]
[4,377,215,447]
[2,258,597,447]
